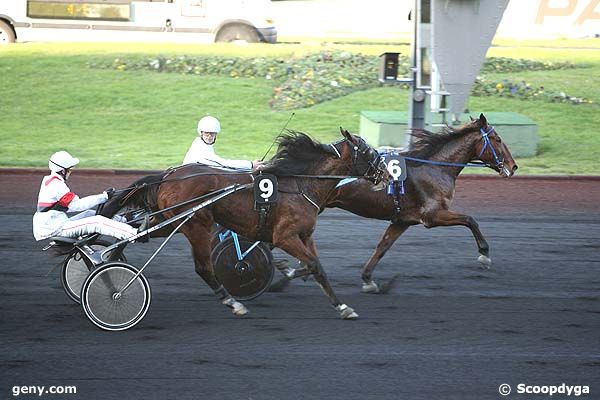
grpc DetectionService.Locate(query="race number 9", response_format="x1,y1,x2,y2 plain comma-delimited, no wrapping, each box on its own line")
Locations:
254,174,278,204
259,179,273,199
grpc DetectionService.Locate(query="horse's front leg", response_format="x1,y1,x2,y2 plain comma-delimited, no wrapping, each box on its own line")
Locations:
183,222,249,316
424,209,491,267
275,235,358,320
361,222,410,294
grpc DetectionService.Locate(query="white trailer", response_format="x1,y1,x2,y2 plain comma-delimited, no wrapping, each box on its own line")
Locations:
0,0,277,44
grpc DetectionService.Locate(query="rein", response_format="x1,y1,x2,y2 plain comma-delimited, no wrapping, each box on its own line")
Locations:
126,183,253,223
403,157,489,168
283,174,371,179
115,136,384,195
112,135,386,217
116,170,377,196
113,168,254,195
402,126,503,169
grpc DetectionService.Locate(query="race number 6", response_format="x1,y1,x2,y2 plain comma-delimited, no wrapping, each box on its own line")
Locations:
387,159,402,181
384,155,406,182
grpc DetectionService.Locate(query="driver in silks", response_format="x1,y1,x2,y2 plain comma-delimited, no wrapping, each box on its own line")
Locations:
32,151,141,241
183,115,264,169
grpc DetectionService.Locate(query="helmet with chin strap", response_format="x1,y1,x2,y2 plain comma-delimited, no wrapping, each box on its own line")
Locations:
197,116,221,135
49,151,79,173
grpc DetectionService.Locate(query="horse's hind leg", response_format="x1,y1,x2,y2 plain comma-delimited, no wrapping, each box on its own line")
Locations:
361,223,409,294
276,235,358,319
424,210,491,267
185,225,249,316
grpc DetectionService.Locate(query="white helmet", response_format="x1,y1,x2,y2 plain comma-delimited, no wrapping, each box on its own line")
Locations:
49,151,79,173
197,116,221,135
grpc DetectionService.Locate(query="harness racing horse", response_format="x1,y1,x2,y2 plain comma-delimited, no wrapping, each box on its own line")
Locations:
103,129,387,319
326,114,518,293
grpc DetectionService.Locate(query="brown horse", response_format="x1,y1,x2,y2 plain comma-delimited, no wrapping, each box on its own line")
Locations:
324,114,518,293
103,129,387,319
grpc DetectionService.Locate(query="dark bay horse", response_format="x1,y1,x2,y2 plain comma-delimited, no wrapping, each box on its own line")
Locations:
103,129,386,319
325,114,518,293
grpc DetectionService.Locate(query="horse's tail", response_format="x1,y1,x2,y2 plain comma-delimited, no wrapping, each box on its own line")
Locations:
100,173,164,218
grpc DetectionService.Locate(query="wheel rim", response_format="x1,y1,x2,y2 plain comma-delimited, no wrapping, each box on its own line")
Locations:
63,243,119,303
64,252,91,301
83,264,150,330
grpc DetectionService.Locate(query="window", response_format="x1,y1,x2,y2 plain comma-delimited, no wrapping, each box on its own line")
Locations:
27,0,131,21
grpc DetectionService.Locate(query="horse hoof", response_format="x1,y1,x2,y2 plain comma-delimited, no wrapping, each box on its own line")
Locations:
283,268,296,280
336,304,359,320
478,255,492,267
361,281,380,294
232,304,249,316
344,310,359,320
223,298,249,316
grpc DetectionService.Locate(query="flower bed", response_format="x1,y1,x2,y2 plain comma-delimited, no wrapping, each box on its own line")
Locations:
90,53,590,109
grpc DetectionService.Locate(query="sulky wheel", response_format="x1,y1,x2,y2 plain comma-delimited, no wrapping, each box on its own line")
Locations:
211,236,274,301
61,240,127,304
81,262,150,331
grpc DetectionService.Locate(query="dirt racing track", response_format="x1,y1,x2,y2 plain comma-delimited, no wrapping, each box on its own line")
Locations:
1,170,599,400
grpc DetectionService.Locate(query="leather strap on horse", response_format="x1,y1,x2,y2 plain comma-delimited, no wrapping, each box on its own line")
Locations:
392,191,402,224
389,181,404,224
256,204,271,239
119,182,147,206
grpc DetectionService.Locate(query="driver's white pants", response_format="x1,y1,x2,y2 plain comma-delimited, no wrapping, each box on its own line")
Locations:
55,215,137,240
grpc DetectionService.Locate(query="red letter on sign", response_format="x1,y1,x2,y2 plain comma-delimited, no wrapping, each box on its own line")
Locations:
536,0,577,24
576,0,600,24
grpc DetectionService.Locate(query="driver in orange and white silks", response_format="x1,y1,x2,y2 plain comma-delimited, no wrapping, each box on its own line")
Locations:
32,151,138,241
183,115,264,170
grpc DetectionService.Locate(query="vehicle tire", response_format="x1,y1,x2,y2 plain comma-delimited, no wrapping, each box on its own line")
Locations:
81,262,151,331
215,24,259,43
211,236,274,301
0,20,16,44
60,240,127,304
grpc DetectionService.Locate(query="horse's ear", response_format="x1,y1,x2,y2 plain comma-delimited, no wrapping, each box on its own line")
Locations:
340,127,357,144
479,113,488,127
469,115,475,122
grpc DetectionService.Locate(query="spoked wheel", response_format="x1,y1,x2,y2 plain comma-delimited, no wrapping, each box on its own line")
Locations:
81,262,151,331
60,240,126,304
211,236,274,301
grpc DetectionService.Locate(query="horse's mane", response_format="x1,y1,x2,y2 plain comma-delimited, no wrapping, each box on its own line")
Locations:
404,122,479,159
262,131,335,176
100,173,164,217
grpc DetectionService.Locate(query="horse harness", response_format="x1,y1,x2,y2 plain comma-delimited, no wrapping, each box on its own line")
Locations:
384,125,505,223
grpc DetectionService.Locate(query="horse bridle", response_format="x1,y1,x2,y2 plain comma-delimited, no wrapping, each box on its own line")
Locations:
478,126,505,171
331,137,387,184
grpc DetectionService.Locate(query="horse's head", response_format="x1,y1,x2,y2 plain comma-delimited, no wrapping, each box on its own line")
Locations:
470,114,518,178
337,128,388,184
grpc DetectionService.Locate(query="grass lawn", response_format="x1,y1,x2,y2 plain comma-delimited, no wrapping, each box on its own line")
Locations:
0,40,598,174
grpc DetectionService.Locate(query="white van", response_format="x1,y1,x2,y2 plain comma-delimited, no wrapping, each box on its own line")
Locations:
0,0,277,44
